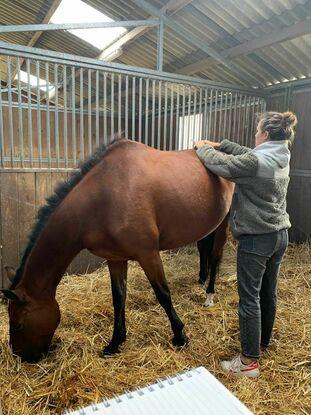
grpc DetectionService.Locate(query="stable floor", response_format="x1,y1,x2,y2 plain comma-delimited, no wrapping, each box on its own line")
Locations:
0,241,310,415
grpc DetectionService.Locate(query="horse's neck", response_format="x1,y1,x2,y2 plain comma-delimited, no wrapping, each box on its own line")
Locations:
21,210,82,299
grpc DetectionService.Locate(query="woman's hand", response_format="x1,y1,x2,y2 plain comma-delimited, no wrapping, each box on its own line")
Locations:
194,140,220,150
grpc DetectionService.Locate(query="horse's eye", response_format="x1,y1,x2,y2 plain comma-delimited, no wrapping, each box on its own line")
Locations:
10,322,23,333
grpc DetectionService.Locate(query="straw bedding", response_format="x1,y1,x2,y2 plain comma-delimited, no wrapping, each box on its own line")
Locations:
0,241,310,415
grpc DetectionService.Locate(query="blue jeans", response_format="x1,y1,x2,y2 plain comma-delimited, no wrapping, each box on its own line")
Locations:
237,229,288,359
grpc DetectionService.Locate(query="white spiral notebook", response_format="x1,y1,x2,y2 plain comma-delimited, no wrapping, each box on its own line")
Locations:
64,366,254,415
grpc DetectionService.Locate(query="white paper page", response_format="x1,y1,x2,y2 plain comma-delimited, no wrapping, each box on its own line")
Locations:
65,367,254,415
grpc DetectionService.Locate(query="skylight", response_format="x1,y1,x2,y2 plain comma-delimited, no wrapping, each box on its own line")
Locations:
15,71,55,94
50,0,127,50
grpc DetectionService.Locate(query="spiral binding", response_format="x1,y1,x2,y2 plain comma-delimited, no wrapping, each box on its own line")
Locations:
65,368,199,413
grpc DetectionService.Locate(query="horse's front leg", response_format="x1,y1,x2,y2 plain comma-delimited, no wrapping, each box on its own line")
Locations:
101,260,128,357
139,251,188,347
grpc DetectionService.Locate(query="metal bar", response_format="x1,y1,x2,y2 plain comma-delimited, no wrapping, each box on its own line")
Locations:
0,20,160,33
6,58,14,167
80,68,84,160
45,62,51,167
125,75,129,139
223,92,228,140
203,88,208,137
187,86,191,149
181,85,186,149
151,79,155,147
199,88,202,139
36,61,42,167
26,59,33,167
71,66,76,166
193,87,197,141
228,92,233,139
250,96,256,146
63,65,68,167
213,89,218,140
54,64,59,168
111,73,115,140
88,69,92,154
145,78,149,145
237,94,242,142
96,70,99,147
132,76,136,139
245,95,251,148
242,95,247,145
163,81,168,149
26,58,33,167
169,84,173,150
0,65,4,168
139,77,142,142
157,16,164,71
17,57,24,167
157,80,162,149
118,74,122,137
175,84,180,150
208,88,213,138
219,91,224,141
103,73,107,144
233,92,238,139
0,41,265,97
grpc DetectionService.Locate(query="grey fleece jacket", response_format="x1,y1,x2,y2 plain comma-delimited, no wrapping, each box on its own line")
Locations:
196,139,291,238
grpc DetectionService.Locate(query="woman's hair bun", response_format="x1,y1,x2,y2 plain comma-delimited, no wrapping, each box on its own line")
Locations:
282,111,297,128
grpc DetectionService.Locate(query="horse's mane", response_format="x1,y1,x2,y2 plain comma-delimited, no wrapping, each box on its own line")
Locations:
11,137,123,289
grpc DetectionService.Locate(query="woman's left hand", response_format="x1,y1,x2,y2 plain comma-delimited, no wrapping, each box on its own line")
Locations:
194,140,220,149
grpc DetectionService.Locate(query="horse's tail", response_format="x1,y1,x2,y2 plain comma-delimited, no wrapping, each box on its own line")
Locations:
197,214,229,291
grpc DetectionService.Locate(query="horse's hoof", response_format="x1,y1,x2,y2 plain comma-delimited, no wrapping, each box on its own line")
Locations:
204,293,214,308
172,335,189,348
100,346,121,358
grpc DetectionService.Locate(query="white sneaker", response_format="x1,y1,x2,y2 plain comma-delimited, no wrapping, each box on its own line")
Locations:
221,355,259,378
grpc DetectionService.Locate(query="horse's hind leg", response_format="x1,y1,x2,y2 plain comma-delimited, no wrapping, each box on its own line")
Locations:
197,233,215,284
101,260,128,357
139,251,188,348
205,217,229,307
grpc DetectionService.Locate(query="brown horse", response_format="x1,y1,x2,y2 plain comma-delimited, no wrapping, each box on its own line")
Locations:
2,139,234,362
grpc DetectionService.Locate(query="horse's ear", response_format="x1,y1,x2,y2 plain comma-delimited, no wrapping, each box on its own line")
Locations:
4,266,16,283
1,289,24,302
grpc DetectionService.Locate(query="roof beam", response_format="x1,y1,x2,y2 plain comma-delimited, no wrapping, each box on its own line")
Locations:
129,0,256,85
98,0,193,61
179,18,311,75
0,20,159,33
10,0,62,82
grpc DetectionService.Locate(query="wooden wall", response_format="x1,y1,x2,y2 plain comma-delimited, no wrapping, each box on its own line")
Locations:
267,86,311,243
0,170,103,289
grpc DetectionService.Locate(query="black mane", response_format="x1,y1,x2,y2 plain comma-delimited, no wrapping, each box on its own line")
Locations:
11,139,121,289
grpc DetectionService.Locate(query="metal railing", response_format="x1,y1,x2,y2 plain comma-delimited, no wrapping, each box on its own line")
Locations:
0,42,266,170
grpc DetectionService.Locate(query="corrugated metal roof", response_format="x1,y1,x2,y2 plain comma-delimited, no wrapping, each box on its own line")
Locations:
0,0,310,89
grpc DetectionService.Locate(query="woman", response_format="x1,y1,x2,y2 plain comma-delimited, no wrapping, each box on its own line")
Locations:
195,111,297,377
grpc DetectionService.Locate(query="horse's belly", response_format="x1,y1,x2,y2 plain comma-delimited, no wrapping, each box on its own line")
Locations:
157,179,231,250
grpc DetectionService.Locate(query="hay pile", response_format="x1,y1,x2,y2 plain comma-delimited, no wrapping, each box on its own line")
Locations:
0,241,310,415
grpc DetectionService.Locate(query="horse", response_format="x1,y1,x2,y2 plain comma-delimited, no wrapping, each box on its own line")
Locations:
197,215,229,307
1,138,234,363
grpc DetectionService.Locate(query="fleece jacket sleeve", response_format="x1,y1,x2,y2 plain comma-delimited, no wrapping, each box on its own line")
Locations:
196,144,258,181
219,139,252,155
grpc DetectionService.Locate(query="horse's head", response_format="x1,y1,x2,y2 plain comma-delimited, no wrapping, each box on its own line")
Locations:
2,268,61,363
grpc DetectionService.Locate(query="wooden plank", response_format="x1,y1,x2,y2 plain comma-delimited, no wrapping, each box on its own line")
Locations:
35,171,52,208
287,176,311,243
0,172,19,288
